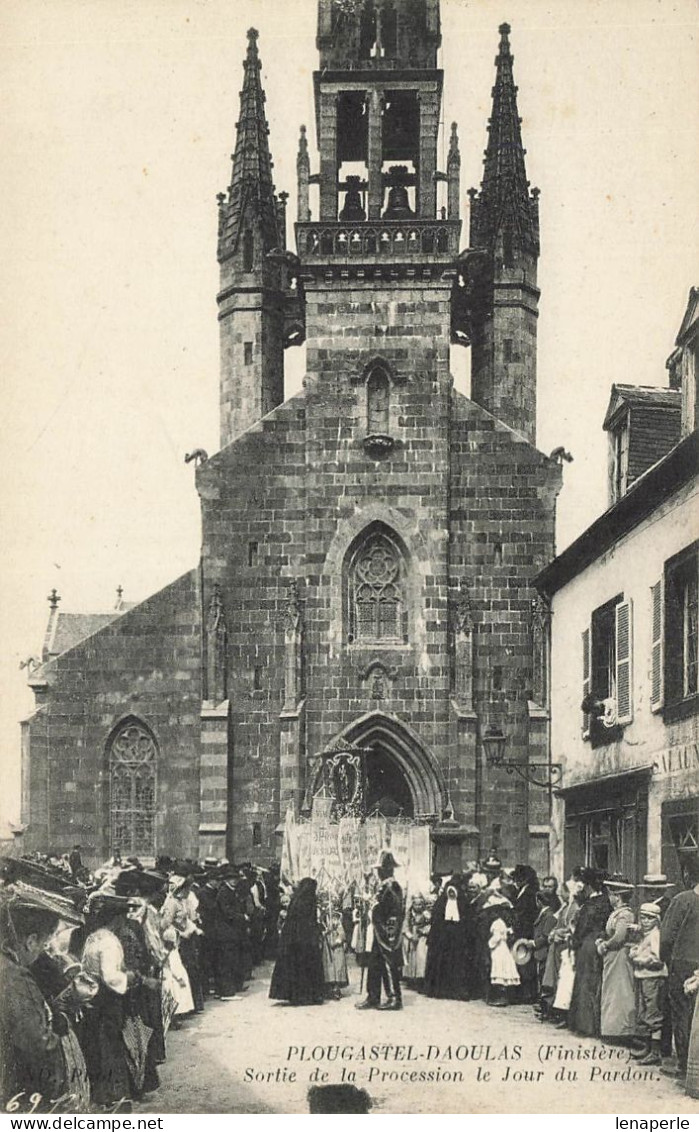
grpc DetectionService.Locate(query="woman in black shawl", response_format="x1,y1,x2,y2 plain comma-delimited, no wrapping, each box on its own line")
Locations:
568,867,612,1037
109,901,160,1098
423,876,473,1000
269,878,324,1006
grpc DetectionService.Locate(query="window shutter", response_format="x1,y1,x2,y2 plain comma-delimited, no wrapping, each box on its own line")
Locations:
615,599,633,724
582,626,591,738
650,580,664,711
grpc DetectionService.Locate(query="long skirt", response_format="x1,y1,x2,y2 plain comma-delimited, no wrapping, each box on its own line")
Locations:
141,978,165,1064
125,985,159,1096
60,1028,90,1112
600,948,636,1038
163,950,195,1015
78,986,132,1106
543,941,563,1006
179,935,204,1012
568,937,603,1037
553,948,576,1011
213,935,247,997
269,938,324,1005
515,956,538,1003
686,991,699,1100
424,923,471,1000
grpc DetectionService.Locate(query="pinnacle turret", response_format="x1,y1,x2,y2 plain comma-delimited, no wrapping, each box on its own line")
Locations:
469,23,539,255
219,28,280,259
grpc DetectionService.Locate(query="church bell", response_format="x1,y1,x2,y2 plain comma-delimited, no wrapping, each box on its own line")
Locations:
339,176,366,222
382,168,414,220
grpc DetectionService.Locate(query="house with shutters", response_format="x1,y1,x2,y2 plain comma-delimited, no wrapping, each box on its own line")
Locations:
536,286,698,886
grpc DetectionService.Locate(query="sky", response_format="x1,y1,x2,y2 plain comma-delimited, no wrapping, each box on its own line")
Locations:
0,0,697,831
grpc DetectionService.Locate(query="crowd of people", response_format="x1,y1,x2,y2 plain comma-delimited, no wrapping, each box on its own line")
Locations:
414,854,699,1087
1,845,697,1113
268,851,699,1099
0,850,279,1112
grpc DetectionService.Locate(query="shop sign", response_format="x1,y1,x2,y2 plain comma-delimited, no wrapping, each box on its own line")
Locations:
655,742,699,778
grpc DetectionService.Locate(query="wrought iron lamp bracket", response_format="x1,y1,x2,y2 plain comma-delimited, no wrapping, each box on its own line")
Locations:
481,724,562,789
499,760,562,790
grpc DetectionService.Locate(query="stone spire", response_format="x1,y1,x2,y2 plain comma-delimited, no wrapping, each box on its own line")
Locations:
447,121,460,220
296,125,310,222
219,28,280,258
469,23,539,255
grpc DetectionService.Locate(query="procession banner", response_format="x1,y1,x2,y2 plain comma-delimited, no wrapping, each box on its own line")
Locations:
359,815,386,873
407,821,432,896
295,821,312,880
279,807,297,885
310,793,333,823
384,820,407,895
338,813,363,886
310,818,341,880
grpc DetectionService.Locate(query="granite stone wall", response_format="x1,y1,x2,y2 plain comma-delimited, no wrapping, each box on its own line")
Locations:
23,571,202,864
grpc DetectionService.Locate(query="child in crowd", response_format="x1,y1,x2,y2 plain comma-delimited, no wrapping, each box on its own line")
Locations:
629,902,668,1066
403,895,432,990
322,905,349,1000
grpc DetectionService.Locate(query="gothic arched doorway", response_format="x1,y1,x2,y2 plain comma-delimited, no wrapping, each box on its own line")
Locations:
329,711,445,820
365,745,414,817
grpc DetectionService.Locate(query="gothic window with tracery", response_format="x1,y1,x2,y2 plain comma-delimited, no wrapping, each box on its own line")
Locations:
348,528,407,644
367,367,390,434
109,720,157,857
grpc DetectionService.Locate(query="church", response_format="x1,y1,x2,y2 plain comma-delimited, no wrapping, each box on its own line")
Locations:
21,0,562,872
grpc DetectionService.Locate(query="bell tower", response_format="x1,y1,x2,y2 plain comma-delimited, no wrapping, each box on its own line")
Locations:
313,0,445,224
295,0,460,426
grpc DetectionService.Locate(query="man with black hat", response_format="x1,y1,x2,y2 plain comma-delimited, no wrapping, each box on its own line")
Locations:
0,892,70,1110
356,850,404,1011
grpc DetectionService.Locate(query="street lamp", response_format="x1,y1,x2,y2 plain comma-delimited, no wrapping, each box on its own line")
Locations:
481,723,562,789
482,724,508,766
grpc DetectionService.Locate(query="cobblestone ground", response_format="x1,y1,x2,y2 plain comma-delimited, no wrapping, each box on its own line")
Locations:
137,962,697,1115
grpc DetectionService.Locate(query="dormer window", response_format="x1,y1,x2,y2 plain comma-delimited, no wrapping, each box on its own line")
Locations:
609,413,629,504
603,384,681,506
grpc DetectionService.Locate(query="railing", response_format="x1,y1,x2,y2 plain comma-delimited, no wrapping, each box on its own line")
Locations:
295,219,461,262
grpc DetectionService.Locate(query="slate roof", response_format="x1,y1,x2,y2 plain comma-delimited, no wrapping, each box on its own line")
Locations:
46,612,120,658
603,384,682,429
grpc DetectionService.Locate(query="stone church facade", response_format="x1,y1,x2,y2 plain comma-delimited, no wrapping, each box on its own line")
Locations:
22,1,562,871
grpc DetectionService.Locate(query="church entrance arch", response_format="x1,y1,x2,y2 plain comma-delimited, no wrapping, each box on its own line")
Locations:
331,711,445,820
366,745,414,817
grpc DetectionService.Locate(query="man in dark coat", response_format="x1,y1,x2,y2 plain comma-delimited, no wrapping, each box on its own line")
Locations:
196,871,220,997
213,871,250,999
512,864,540,1004
356,851,404,1011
